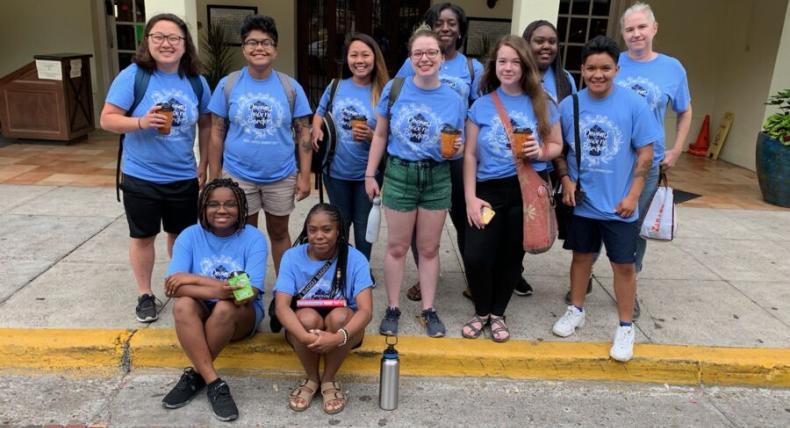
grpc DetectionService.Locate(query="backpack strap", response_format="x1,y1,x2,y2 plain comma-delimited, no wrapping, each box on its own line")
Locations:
321,78,341,186
275,70,296,116
187,75,204,105
386,77,405,121
117,67,151,202
467,56,474,81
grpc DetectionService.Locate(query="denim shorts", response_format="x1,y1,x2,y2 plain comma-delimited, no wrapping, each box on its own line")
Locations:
563,215,638,264
382,156,451,212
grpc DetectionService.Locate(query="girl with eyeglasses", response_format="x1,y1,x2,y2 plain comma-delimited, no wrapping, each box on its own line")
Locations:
160,178,269,421
207,14,313,277
365,24,466,338
100,13,212,325
395,2,484,303
310,33,389,261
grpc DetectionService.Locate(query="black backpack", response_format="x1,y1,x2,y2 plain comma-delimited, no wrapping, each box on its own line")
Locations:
313,78,341,202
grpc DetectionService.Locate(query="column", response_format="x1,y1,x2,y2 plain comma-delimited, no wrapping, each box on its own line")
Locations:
511,0,560,35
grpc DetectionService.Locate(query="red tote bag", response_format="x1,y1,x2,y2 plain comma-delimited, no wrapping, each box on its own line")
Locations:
491,92,558,254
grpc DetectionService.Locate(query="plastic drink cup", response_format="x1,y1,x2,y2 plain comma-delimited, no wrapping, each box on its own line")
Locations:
351,115,367,139
157,103,174,135
228,271,255,302
440,126,461,158
511,127,532,160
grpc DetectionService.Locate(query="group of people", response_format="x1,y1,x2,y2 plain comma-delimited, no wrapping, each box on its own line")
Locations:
100,1,690,422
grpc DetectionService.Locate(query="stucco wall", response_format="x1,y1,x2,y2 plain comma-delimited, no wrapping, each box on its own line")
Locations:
646,0,787,170
0,0,104,122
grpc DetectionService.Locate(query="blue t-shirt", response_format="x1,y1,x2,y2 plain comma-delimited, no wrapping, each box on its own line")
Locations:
376,77,466,162
273,244,373,311
559,86,661,222
616,53,691,166
105,64,211,183
542,65,577,103
468,88,560,180
396,53,484,103
316,79,375,180
167,224,269,306
207,68,312,184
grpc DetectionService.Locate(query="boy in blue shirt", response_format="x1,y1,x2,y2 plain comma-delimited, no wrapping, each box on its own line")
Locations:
552,36,659,362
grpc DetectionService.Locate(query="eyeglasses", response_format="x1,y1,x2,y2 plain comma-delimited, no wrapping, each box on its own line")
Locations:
410,49,440,60
147,33,185,45
243,39,277,49
206,200,239,209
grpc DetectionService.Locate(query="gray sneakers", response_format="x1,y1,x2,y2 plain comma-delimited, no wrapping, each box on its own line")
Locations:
379,307,401,336
419,308,446,338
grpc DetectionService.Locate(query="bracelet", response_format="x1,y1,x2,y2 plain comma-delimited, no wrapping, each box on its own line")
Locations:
137,117,143,130
364,175,376,178
337,328,349,347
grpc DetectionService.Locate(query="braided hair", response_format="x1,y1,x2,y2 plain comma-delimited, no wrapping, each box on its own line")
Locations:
198,178,248,233
522,20,572,102
294,203,349,300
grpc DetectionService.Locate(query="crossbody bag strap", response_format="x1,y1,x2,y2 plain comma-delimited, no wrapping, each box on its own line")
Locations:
295,258,335,299
491,91,537,174
572,93,582,192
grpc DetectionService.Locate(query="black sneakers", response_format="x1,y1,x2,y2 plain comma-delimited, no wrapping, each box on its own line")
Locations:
136,293,158,323
207,378,239,421
162,368,206,409
513,277,534,296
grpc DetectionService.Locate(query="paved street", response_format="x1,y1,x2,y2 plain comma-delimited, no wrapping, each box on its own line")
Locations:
1,370,789,427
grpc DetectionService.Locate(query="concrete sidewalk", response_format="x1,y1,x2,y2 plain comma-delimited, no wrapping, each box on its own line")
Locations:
0,184,788,386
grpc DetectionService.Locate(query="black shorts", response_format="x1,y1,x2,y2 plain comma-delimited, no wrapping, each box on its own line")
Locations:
563,215,638,264
121,173,198,238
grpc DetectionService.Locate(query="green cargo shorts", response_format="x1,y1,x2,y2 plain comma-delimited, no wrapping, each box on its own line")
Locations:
381,156,451,212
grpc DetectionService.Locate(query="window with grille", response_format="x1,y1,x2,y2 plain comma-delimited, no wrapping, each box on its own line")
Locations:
557,0,614,88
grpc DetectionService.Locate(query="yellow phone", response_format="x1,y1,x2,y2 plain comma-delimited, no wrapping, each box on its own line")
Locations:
481,206,496,225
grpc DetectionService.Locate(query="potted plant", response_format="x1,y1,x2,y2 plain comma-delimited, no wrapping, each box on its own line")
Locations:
201,24,234,91
756,89,790,207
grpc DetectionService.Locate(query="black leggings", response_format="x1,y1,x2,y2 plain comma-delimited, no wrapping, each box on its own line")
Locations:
411,158,467,267
464,176,524,316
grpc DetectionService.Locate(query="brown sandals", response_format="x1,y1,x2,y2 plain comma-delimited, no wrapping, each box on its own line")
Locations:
462,314,489,339
406,282,421,301
288,379,319,412
489,315,510,343
321,381,347,414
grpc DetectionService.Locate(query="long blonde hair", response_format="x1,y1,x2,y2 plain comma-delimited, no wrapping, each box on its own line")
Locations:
479,35,551,139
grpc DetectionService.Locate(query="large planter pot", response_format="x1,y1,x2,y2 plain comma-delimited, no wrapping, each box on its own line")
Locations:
755,132,790,208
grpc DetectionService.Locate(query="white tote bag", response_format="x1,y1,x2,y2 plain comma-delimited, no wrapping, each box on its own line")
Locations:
640,174,677,241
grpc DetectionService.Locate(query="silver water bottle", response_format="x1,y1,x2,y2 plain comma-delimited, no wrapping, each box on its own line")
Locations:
379,338,399,410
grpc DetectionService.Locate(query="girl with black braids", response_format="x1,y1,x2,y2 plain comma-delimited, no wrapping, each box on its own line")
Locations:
161,178,269,421
273,203,373,414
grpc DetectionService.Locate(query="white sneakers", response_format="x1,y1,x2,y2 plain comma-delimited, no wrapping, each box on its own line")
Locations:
552,305,636,362
552,305,586,337
609,325,635,362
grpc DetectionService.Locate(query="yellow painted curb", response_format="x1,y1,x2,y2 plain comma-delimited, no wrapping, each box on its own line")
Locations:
130,330,790,387
0,328,131,371
2,328,789,387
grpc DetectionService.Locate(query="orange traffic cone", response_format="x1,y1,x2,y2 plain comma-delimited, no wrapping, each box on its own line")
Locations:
688,115,710,156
